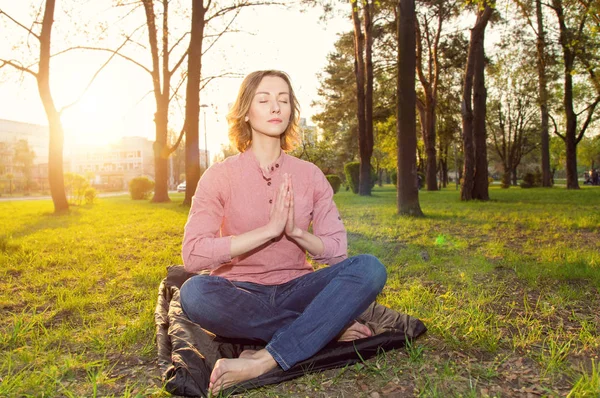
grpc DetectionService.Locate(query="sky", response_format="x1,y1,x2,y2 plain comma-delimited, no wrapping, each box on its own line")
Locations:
0,1,351,157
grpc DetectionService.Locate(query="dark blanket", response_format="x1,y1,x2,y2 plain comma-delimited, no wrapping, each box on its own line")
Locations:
155,265,427,397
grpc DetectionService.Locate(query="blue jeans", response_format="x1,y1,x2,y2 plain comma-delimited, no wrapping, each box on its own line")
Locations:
179,254,387,371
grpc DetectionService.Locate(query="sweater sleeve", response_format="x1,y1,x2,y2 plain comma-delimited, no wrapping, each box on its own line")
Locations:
309,166,348,265
182,163,232,272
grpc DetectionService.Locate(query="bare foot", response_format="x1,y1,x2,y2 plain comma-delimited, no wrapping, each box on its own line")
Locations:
338,321,372,342
238,349,257,359
209,349,277,395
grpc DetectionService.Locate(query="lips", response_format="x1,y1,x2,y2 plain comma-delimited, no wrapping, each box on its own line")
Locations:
268,118,282,123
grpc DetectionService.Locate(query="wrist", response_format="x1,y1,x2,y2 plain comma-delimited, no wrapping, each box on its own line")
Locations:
288,227,304,240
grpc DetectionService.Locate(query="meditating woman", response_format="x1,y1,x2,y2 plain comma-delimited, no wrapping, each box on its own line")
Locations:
180,70,387,394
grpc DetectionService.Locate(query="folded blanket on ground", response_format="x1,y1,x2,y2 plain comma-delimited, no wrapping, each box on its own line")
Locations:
155,265,427,397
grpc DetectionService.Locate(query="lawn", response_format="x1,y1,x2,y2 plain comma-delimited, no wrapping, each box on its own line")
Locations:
1,185,599,397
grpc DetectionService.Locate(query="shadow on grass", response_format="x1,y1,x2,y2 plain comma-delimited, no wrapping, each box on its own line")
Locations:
6,208,84,240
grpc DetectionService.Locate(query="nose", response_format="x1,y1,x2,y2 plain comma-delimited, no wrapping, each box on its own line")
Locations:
270,100,280,114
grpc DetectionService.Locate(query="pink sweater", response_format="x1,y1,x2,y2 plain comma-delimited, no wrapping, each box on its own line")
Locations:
182,150,348,285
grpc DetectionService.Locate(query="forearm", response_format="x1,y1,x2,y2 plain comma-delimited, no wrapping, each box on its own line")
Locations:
230,225,278,258
288,228,325,257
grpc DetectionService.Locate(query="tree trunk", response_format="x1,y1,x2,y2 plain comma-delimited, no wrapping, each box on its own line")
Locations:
535,0,552,187
396,0,423,216
351,0,372,196
460,4,493,201
183,0,205,206
363,1,374,195
38,0,68,212
553,0,579,189
424,103,438,190
152,104,170,202
472,28,489,200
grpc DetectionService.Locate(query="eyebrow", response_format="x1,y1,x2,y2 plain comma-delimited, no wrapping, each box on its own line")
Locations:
254,91,290,96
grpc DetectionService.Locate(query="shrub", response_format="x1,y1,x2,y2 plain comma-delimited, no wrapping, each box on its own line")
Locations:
488,176,494,186
84,187,97,204
391,170,397,186
325,175,342,194
501,172,511,189
520,173,536,188
344,162,377,194
64,172,90,205
129,176,155,200
344,162,360,194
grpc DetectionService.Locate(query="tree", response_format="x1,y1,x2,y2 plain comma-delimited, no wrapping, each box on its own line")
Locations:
0,2,121,212
179,0,280,205
396,0,423,216
535,0,552,187
350,0,376,196
414,0,459,191
549,0,600,189
577,135,600,172
460,1,494,201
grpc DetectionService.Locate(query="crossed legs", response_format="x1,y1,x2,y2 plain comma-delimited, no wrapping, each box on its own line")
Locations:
179,254,387,394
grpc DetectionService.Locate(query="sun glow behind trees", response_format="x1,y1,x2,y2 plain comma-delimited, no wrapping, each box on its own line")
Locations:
0,1,349,154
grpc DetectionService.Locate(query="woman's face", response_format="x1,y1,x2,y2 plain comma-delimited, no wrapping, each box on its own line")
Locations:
246,76,292,141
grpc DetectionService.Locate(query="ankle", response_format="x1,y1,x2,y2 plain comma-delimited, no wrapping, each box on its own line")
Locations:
254,349,278,371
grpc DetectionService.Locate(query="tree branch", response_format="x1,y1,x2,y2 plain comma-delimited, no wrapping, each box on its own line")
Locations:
59,36,131,114
0,9,41,40
205,1,285,23
50,46,152,75
166,125,186,156
0,59,37,78
576,96,600,143
169,32,190,56
548,112,565,141
200,72,243,91
202,9,242,56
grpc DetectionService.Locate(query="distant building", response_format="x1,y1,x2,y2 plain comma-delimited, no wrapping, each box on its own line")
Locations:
67,136,154,190
0,119,49,164
0,119,211,192
0,119,50,191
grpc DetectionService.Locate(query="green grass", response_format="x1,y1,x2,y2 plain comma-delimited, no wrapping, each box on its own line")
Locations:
1,185,599,397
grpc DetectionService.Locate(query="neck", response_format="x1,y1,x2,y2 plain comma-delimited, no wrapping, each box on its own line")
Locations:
250,136,282,168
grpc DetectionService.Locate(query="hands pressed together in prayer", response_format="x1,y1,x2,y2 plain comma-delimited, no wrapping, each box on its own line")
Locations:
266,173,303,240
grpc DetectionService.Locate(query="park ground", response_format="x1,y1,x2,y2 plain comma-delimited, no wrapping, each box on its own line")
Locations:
0,185,599,397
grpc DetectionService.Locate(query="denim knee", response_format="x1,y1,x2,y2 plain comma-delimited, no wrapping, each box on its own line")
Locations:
351,254,387,293
179,275,211,320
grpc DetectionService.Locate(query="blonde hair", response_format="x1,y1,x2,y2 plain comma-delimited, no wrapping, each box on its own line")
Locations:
227,70,300,152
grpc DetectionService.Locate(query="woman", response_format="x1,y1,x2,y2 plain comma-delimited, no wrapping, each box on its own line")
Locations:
180,70,387,394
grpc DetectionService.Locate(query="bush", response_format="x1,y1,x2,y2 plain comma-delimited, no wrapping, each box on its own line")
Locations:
343,162,377,194
501,172,511,189
391,170,397,186
84,187,97,204
520,173,536,188
325,175,342,194
344,162,360,194
64,172,90,205
129,176,155,200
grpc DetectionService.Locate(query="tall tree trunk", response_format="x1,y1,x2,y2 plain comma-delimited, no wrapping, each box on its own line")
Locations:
424,103,438,190
350,0,372,196
460,4,493,201
153,103,170,202
535,0,552,187
472,28,489,200
396,0,423,216
183,0,206,206
38,0,68,212
553,0,579,189
362,1,374,195
142,0,171,202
